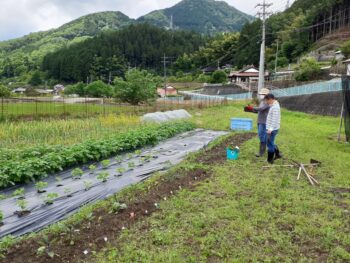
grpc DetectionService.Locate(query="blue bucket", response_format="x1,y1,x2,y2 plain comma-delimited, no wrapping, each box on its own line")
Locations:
227,147,240,160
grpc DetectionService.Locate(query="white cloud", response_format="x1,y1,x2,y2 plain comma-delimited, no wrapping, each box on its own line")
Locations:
0,0,295,41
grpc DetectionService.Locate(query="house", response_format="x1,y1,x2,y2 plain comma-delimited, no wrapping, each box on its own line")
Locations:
12,88,26,94
229,65,269,84
35,89,54,95
54,84,65,94
202,66,218,74
157,86,178,97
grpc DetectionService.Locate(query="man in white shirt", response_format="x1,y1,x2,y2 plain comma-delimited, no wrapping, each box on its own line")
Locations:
264,94,282,164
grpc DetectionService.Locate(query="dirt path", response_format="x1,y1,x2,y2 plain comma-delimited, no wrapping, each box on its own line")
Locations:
1,132,256,263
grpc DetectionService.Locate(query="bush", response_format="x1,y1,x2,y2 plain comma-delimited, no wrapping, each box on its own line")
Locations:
341,40,350,59
210,70,227,84
295,57,322,82
64,82,86,96
84,80,113,98
0,85,11,98
114,69,160,105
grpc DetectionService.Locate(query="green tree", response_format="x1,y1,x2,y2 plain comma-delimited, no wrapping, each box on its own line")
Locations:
114,69,159,105
64,82,86,96
29,71,42,86
295,57,321,81
0,85,11,98
84,81,113,98
210,70,227,84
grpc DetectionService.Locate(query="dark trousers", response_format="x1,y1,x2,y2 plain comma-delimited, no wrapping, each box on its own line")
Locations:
267,130,279,153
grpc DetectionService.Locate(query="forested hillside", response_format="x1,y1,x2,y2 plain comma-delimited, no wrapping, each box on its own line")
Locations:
0,11,133,81
42,24,206,82
138,0,253,34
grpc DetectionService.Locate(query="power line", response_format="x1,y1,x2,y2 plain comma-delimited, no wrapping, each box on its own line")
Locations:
256,0,273,94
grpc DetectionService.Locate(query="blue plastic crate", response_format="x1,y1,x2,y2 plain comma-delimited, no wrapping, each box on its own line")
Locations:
227,147,240,160
230,118,253,131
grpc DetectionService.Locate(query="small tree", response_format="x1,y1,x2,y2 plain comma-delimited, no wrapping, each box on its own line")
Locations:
84,80,113,98
29,71,42,86
114,69,159,105
64,82,86,96
210,70,227,84
0,85,11,98
295,57,322,82
341,40,350,59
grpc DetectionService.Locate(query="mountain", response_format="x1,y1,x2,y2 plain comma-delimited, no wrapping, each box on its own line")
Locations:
0,11,133,80
138,0,254,34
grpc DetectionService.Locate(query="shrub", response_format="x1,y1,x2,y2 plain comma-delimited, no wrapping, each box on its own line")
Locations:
64,82,86,96
0,85,11,98
295,57,322,81
210,70,227,84
114,69,160,105
84,80,113,98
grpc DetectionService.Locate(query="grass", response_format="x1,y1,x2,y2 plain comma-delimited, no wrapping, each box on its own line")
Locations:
91,103,350,262
0,114,140,149
0,102,349,262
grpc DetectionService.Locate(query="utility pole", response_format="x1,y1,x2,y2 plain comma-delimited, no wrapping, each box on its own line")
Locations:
161,54,171,97
256,0,272,94
170,15,174,30
274,39,279,74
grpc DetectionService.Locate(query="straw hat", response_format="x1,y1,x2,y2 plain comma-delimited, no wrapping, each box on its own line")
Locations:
259,88,270,95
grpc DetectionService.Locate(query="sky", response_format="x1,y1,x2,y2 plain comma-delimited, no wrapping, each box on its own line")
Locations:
0,0,295,41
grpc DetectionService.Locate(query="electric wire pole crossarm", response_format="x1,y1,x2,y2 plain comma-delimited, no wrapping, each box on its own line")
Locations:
256,0,273,94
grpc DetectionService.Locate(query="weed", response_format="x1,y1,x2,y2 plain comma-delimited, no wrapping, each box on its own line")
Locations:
89,165,97,173
64,188,72,197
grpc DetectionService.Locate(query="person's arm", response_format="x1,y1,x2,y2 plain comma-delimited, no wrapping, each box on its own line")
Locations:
254,103,270,112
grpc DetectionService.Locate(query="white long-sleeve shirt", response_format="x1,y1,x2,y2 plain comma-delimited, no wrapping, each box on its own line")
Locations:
266,101,281,131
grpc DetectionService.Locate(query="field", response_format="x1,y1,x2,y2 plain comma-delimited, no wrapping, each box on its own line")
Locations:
0,102,349,262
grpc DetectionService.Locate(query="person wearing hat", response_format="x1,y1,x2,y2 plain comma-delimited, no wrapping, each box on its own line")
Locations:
244,88,270,157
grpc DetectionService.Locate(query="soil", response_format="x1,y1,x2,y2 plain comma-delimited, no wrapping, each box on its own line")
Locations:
196,132,256,165
0,133,255,263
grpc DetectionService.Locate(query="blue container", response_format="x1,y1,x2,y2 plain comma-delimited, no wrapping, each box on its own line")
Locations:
230,118,253,131
227,147,240,160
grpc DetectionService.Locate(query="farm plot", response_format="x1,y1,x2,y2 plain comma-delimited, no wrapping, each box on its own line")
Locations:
0,129,227,237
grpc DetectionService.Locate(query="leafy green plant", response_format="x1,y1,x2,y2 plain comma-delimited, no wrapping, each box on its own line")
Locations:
89,165,97,173
0,210,4,225
115,156,123,163
84,181,93,191
35,181,48,193
37,235,56,258
12,188,25,199
116,167,125,176
55,177,63,187
44,193,59,205
110,202,128,214
127,153,133,159
15,199,29,216
0,122,195,188
0,194,7,200
64,188,72,197
71,168,84,179
135,150,142,156
128,161,135,170
97,172,109,183
101,160,111,169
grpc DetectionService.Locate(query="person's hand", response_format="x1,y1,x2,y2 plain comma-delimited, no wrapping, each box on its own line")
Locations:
267,130,272,135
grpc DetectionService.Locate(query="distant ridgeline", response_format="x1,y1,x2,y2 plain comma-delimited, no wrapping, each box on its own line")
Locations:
42,24,207,82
